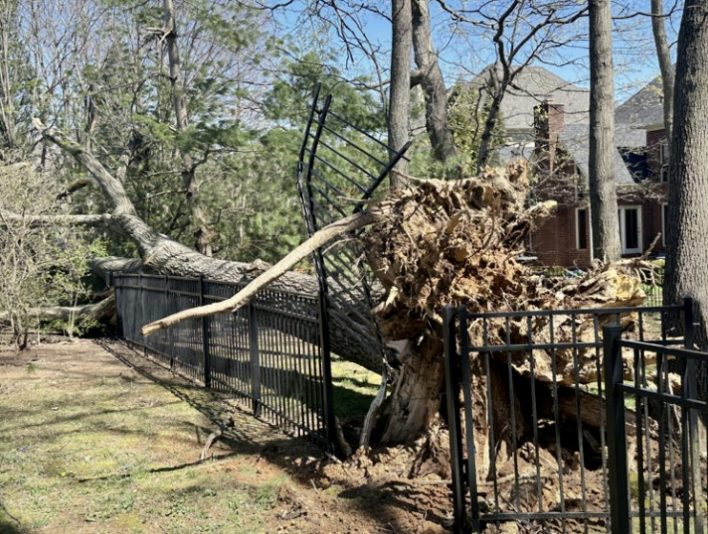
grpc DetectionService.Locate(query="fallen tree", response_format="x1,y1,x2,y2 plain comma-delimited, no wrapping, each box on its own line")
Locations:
33,120,384,372
142,161,648,454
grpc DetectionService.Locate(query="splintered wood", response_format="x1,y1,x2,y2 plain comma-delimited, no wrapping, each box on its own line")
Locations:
365,161,645,347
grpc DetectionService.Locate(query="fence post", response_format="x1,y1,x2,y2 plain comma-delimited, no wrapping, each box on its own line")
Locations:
248,301,261,417
199,275,211,388
112,274,122,339
603,325,630,534
316,291,337,454
166,275,175,371
140,273,146,356
443,306,467,534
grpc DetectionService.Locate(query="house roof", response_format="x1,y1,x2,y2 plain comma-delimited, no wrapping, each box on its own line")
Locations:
615,74,665,128
558,124,637,186
614,125,646,148
468,66,590,132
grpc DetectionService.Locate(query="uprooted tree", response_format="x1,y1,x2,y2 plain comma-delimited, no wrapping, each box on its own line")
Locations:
140,159,649,460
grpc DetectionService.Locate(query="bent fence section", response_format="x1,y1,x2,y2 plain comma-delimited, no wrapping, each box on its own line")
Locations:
444,299,707,534
113,273,336,451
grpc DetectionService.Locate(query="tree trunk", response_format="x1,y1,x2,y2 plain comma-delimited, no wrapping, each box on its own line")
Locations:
664,0,708,414
162,0,213,256
651,0,675,138
588,0,621,261
411,0,456,163
388,0,412,186
476,72,506,172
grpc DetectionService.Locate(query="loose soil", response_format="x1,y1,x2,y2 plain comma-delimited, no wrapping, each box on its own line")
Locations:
0,339,450,534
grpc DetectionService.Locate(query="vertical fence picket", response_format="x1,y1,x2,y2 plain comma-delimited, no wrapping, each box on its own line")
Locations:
248,301,261,417
604,325,630,534
200,275,211,388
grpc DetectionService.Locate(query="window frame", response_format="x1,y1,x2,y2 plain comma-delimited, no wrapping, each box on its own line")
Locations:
575,207,588,250
662,203,668,247
618,205,643,255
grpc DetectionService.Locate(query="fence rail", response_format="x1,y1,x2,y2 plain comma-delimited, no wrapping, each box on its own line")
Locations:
444,299,705,533
113,273,335,450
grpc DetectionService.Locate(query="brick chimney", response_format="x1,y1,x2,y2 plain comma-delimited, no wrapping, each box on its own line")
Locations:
534,101,565,176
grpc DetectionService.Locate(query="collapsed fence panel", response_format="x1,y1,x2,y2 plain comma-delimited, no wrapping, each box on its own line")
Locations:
444,300,707,534
114,273,332,449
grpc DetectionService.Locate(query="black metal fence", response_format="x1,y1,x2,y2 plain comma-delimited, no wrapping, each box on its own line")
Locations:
113,273,335,449
443,299,706,533
296,84,411,377
605,326,707,534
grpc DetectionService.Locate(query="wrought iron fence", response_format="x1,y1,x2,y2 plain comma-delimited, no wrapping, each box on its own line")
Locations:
605,326,707,534
443,299,703,533
296,84,411,375
113,273,334,449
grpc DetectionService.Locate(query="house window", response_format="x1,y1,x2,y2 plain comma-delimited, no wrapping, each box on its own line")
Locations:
662,203,668,247
618,206,643,254
576,207,588,250
659,141,669,166
659,141,669,182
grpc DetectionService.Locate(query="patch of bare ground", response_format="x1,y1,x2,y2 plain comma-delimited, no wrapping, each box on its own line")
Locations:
0,338,450,533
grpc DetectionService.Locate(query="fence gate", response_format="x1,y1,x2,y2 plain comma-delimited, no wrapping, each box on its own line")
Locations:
443,299,707,533
604,323,707,534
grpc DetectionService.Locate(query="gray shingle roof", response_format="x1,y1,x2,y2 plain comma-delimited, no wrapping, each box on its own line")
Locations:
559,124,637,185
615,75,665,128
468,66,590,132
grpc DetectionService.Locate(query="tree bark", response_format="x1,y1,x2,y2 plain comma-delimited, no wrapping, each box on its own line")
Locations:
651,0,675,137
33,119,383,373
588,0,621,261
388,0,412,186
476,68,506,172
411,0,456,163
0,211,112,227
162,0,213,256
664,0,708,412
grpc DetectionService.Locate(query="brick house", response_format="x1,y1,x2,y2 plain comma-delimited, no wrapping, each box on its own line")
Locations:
526,77,669,268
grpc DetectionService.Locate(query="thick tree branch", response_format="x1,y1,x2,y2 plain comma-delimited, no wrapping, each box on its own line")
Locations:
141,210,376,336
33,120,384,372
0,211,112,227
0,295,115,324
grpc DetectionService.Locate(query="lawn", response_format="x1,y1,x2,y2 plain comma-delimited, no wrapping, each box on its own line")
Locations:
0,339,398,534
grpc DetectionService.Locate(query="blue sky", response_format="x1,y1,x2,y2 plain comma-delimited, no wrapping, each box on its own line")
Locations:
272,0,681,104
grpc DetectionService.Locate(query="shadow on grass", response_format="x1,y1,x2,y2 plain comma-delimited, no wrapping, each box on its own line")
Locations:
0,501,25,534
76,451,241,483
98,339,450,533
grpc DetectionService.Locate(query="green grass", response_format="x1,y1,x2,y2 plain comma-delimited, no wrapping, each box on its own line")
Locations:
330,357,380,421
0,343,291,533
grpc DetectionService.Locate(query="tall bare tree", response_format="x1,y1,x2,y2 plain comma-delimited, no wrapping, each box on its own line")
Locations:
434,1,587,172
410,0,455,163
160,0,213,256
388,0,412,185
651,0,675,136
588,0,621,261
664,0,708,403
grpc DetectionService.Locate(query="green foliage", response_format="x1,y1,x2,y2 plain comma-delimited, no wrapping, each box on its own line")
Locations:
0,162,97,347
263,51,385,131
